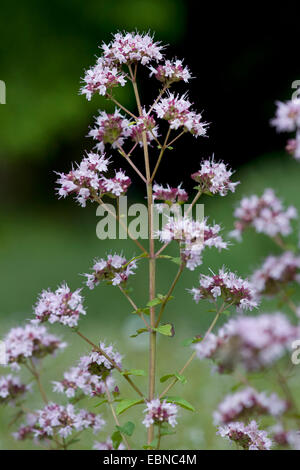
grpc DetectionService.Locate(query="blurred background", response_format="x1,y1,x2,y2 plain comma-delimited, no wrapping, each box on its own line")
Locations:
1,0,300,449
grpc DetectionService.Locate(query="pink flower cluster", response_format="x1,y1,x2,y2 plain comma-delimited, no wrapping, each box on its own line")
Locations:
33,284,86,328
153,93,208,138
13,403,105,441
217,420,272,450
84,254,137,289
129,110,159,146
149,59,191,85
271,424,300,450
101,31,164,66
191,159,239,196
80,57,127,101
53,344,122,398
230,188,297,241
80,31,164,101
94,438,125,450
153,183,188,205
158,216,227,270
195,313,299,372
4,325,66,370
0,375,30,406
271,99,300,160
88,109,131,152
189,267,258,311
251,251,300,296
56,152,131,207
143,399,178,428
213,387,287,425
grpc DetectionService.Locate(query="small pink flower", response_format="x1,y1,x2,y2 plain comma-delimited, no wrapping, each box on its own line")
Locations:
217,420,272,450
84,254,137,289
143,399,178,428
33,284,86,327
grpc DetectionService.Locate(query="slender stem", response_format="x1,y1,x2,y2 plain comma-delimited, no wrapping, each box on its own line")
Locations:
117,144,147,184
129,63,157,444
108,95,138,120
27,360,63,449
155,241,170,258
281,291,298,315
275,365,299,413
186,190,202,216
29,359,48,405
105,383,131,450
118,285,150,329
95,196,148,254
273,235,288,250
75,330,145,399
148,85,168,115
150,127,171,183
155,262,185,328
166,130,186,148
156,423,162,450
159,304,225,399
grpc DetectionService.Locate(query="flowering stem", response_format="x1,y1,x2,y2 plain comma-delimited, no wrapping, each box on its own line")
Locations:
150,127,171,183
75,330,145,399
129,63,157,444
117,144,147,184
96,197,148,254
155,262,185,328
105,383,131,450
118,285,150,329
159,304,225,399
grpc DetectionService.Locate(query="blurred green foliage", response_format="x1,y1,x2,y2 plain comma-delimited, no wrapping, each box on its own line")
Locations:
0,0,186,161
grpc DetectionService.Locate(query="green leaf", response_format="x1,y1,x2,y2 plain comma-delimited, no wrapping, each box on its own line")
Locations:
170,257,182,265
130,328,148,338
122,369,146,377
66,438,81,447
147,297,162,307
116,399,144,416
175,373,187,384
160,374,175,383
181,337,202,347
132,307,150,316
116,421,135,436
155,323,175,337
94,398,108,408
160,373,187,384
165,396,195,412
222,310,231,316
111,430,122,449
230,382,243,392
161,430,176,437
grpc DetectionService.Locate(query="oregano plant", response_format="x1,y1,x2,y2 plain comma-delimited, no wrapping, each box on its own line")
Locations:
1,31,300,451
